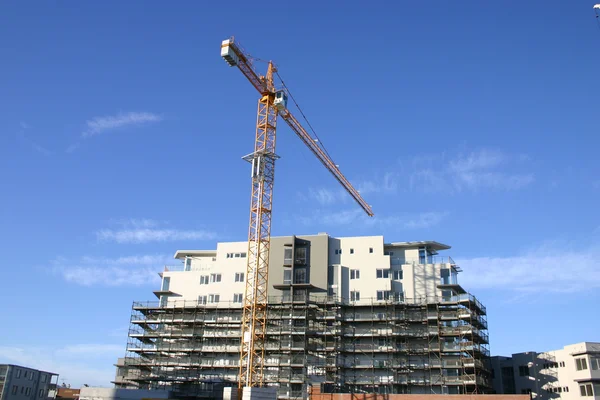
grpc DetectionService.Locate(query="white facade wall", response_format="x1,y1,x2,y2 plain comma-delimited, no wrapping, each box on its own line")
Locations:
160,234,456,308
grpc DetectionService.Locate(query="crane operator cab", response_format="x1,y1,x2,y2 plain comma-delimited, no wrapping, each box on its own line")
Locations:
274,91,288,111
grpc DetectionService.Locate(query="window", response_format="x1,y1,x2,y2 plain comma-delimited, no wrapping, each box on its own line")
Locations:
295,247,307,265
350,248,354,254
580,383,593,397
376,269,390,279
376,290,391,301
23,371,28,378
284,248,293,265
16,369,21,378
350,291,360,301
565,387,569,392
233,293,243,303
12,386,18,395
561,361,566,367
41,375,46,383
558,387,563,393
21,387,25,394
161,277,170,291
39,389,44,398
184,257,192,271
393,270,403,280
198,295,207,305
26,388,31,396
519,365,529,376
283,269,292,284
350,269,360,280
591,358,600,370
200,275,209,285
210,273,222,283
29,372,33,381
369,247,373,253
576,358,588,371
234,272,245,282
294,267,307,284
208,294,220,303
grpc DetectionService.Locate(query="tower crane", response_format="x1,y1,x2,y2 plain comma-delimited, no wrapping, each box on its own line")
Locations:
220,37,374,391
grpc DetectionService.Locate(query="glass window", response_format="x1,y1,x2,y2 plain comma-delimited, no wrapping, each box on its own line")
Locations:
350,269,360,280
294,267,307,284
393,270,403,280
350,291,360,301
350,248,354,254
161,277,170,291
576,358,588,371
184,257,192,271
284,248,293,265
16,369,21,378
235,272,244,282
200,275,209,285
376,269,390,279
211,274,222,283
519,365,529,376
12,386,18,395
295,247,307,265
283,270,292,284
233,293,243,303
369,247,373,253
41,375,46,383
198,295,207,305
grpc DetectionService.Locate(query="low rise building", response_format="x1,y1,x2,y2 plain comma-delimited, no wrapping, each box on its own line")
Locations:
0,365,58,400
490,342,600,399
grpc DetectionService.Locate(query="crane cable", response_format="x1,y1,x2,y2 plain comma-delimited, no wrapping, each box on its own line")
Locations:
274,71,336,165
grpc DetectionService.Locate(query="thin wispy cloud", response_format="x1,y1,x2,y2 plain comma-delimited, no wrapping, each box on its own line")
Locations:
298,209,448,229
95,218,216,244
97,228,216,244
17,123,53,155
356,172,399,195
66,111,162,153
409,149,534,193
52,254,169,286
0,344,122,387
458,240,600,293
82,111,162,138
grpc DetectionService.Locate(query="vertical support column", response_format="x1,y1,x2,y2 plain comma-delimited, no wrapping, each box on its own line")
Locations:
239,62,279,391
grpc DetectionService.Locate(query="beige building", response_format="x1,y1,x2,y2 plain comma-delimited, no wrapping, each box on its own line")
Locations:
490,342,600,399
121,234,490,399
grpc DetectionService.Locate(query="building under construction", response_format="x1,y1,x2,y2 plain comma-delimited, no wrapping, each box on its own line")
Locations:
116,234,491,399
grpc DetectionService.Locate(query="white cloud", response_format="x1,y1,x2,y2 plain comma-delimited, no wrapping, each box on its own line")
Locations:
52,254,169,286
82,111,162,138
298,209,448,229
356,172,399,195
17,130,53,156
409,149,534,193
97,228,216,244
0,344,122,387
96,219,215,244
458,241,600,293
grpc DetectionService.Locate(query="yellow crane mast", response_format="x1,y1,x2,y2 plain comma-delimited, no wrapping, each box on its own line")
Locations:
220,37,374,391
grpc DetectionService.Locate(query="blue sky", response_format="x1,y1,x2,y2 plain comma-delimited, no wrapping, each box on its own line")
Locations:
1,0,599,387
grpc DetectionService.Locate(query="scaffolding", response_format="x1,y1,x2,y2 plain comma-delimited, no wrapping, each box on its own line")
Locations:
122,294,491,399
